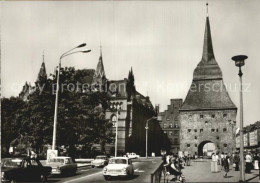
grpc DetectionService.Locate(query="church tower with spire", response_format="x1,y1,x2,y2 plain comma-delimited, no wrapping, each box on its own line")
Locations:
92,46,107,88
179,5,237,156
37,52,47,82
19,52,47,101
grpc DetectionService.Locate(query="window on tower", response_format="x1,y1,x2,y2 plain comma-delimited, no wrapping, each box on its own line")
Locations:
200,114,204,119
200,129,203,133
188,129,191,132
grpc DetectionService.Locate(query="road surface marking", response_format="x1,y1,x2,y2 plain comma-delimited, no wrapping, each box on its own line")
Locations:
79,169,92,172
134,168,145,173
63,171,102,183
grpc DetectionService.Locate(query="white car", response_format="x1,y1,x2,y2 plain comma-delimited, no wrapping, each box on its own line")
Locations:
127,153,140,159
91,155,109,168
103,157,134,180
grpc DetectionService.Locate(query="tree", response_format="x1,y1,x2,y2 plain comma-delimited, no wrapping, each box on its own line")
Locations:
1,67,114,158
1,97,27,157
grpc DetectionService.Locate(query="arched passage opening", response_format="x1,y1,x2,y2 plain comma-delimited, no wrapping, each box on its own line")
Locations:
198,141,216,157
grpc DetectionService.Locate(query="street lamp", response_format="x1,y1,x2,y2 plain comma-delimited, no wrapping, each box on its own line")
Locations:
145,116,157,158
109,102,123,157
231,55,248,182
52,43,91,151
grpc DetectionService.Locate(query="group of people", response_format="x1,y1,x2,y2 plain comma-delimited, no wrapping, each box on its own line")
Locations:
162,154,188,182
212,151,260,181
212,152,231,178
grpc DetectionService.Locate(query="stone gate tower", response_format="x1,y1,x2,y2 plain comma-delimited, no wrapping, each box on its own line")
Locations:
179,13,237,156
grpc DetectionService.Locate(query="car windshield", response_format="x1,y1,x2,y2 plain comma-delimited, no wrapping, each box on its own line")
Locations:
2,159,23,168
109,159,127,164
96,156,106,160
49,158,64,163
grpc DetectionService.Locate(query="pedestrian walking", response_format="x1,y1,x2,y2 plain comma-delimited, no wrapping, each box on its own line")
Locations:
245,152,252,174
220,152,225,170
253,152,260,182
187,154,191,166
223,155,230,178
233,152,240,171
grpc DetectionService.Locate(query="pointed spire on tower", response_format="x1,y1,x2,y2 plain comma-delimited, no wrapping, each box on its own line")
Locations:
92,44,106,85
37,52,47,82
202,3,215,63
42,51,45,63
193,3,222,80
127,67,136,100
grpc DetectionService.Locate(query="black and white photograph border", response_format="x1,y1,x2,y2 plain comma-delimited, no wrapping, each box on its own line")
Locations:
1,0,260,183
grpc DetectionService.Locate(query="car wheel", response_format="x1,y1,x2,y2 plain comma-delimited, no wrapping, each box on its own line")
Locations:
40,174,47,182
104,175,110,180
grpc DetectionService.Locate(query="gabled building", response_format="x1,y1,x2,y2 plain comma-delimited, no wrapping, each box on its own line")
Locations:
158,99,182,154
179,12,237,156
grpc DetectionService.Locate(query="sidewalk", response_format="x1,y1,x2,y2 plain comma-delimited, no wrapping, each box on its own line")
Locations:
182,160,259,182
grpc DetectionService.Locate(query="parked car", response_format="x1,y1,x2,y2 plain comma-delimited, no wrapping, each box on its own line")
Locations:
91,155,109,168
46,156,77,176
1,157,52,183
127,152,140,159
103,157,134,180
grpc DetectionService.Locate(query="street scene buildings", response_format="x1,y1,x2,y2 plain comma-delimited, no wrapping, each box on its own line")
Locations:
1,1,260,183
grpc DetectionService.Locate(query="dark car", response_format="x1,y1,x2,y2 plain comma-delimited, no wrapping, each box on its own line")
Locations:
1,157,52,183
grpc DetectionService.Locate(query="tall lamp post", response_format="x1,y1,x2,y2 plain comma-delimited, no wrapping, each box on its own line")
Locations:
231,55,248,182
145,116,157,158
110,102,123,157
52,43,91,151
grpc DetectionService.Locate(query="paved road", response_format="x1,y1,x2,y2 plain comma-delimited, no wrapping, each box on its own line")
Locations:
19,158,162,183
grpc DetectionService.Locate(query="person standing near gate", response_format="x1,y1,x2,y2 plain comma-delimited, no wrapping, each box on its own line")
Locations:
233,152,240,171
245,152,252,173
254,152,260,182
223,155,230,178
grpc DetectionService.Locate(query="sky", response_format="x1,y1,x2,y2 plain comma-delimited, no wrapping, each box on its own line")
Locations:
1,0,260,127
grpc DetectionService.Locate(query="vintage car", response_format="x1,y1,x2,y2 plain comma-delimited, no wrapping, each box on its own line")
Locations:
1,157,52,183
126,152,140,159
103,157,134,180
46,156,77,176
91,155,109,168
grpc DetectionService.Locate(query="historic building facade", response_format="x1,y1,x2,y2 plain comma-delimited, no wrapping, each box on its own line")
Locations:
20,49,169,156
179,14,237,156
236,121,260,152
158,99,182,154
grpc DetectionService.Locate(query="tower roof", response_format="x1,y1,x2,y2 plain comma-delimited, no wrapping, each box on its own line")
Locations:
37,55,47,82
95,53,106,79
92,46,106,85
181,9,236,111
193,16,222,81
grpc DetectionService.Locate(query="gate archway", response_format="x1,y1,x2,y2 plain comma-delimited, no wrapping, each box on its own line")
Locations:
198,141,216,157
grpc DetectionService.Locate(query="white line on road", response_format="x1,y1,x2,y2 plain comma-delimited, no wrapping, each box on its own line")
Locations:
63,171,102,183
79,169,92,172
